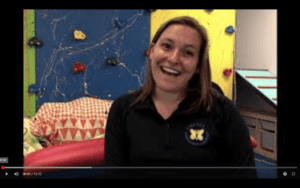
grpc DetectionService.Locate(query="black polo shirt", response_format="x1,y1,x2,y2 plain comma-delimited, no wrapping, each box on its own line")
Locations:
104,91,258,179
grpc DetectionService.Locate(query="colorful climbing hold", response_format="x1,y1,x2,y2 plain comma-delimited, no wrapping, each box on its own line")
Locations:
74,30,86,40
72,62,86,73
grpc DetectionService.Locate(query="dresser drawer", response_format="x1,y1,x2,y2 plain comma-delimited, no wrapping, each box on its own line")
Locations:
259,120,276,132
261,130,276,151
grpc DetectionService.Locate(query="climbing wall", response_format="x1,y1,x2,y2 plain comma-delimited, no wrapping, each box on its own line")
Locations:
24,9,236,117
24,9,150,114
151,9,236,99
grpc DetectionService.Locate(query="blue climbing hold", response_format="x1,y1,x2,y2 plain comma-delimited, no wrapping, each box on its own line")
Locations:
226,25,235,34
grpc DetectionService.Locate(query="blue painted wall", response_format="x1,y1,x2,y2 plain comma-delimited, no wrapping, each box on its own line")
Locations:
35,9,150,110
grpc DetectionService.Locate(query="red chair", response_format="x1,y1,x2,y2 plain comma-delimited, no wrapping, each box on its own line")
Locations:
24,138,105,175
24,135,256,172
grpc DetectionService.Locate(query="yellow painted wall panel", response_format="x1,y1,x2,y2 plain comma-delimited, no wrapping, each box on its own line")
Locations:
151,9,236,100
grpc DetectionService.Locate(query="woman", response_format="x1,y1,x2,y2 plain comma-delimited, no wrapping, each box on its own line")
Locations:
104,16,257,179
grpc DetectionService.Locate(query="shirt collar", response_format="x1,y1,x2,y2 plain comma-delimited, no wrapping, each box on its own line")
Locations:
134,93,197,115
134,95,155,111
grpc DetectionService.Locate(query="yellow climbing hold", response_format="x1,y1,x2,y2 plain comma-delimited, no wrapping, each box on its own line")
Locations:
74,30,86,40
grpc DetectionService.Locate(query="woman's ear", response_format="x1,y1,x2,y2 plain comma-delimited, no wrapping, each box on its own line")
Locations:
148,43,155,60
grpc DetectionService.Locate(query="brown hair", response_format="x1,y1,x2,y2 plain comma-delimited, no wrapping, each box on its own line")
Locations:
131,16,217,114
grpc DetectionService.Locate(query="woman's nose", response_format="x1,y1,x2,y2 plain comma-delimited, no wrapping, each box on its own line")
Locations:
168,49,181,64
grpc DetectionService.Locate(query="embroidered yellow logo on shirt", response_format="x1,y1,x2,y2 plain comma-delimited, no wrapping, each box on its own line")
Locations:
190,129,205,141
184,122,209,146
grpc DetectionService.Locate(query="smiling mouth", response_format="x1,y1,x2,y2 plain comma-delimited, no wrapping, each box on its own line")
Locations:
160,66,181,77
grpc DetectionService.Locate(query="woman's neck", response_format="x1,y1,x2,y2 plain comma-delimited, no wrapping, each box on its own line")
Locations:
152,87,186,106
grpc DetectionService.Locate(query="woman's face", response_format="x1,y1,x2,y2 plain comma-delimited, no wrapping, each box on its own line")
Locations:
149,24,201,94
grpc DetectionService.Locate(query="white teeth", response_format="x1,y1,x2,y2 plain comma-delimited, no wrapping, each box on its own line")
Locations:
161,67,180,74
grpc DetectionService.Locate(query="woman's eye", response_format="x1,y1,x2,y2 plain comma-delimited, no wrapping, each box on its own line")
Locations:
185,50,194,57
162,43,171,49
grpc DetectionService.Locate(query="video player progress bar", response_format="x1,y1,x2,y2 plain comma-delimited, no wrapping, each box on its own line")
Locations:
3,167,298,169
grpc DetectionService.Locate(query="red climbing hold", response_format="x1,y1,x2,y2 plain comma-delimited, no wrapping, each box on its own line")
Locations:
73,62,86,73
223,69,232,79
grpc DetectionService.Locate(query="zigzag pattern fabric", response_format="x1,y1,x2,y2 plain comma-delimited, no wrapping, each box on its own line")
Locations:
30,97,113,146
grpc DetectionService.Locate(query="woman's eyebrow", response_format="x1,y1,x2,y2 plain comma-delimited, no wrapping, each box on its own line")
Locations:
161,38,196,49
160,38,174,43
185,45,196,49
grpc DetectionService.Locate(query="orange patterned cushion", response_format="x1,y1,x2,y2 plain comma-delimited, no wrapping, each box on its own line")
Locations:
30,97,113,146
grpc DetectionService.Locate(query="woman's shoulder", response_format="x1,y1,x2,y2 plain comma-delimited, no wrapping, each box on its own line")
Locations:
112,90,141,109
211,93,246,135
213,93,240,120
215,94,234,107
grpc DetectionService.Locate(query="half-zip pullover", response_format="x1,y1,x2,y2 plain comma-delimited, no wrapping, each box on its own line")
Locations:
104,91,257,179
